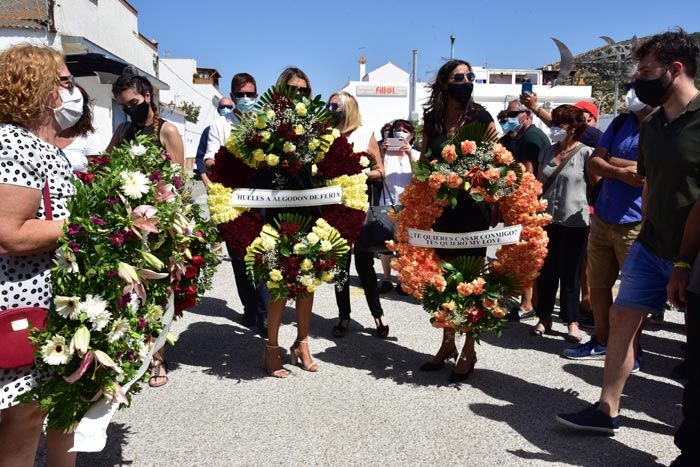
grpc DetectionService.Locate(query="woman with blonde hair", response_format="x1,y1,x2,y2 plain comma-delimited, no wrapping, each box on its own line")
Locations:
0,44,77,467
275,67,312,98
325,91,389,338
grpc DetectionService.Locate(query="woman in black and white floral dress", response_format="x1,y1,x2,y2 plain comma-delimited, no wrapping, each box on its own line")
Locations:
0,45,77,467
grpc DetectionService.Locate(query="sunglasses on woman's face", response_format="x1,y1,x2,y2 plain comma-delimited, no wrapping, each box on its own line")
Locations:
449,72,476,83
59,75,75,91
218,105,234,110
326,103,340,111
232,91,256,98
289,85,311,97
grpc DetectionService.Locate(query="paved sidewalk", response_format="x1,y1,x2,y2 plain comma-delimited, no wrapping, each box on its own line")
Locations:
43,182,685,466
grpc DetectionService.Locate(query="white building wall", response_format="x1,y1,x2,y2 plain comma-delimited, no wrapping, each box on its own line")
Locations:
159,59,222,163
53,0,157,75
0,29,60,50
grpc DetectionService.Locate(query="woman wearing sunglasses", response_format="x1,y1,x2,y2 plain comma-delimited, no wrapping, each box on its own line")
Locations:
275,67,313,98
418,60,495,382
324,92,388,338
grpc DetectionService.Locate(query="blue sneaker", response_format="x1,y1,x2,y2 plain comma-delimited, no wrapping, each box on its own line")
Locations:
631,356,640,373
562,339,607,360
556,403,620,435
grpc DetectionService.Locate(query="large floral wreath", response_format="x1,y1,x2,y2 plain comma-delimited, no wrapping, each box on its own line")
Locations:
388,123,551,337
24,135,220,431
207,86,369,299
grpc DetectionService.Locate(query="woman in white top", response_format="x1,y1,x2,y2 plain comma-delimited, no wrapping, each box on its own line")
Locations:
377,119,420,294
325,92,389,338
54,84,102,172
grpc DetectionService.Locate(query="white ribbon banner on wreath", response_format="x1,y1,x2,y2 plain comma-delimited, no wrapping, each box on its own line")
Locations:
229,186,342,208
407,225,523,249
69,294,175,453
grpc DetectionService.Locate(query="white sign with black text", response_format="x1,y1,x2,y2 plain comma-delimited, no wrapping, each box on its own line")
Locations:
229,187,342,208
407,225,523,249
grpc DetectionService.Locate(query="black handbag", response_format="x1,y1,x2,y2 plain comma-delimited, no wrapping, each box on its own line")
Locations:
355,178,399,253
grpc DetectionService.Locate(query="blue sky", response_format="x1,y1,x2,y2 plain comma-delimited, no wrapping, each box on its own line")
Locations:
130,0,699,99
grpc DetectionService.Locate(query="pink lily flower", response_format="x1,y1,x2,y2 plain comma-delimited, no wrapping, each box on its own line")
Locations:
64,350,94,384
138,268,169,280
104,382,129,406
169,258,186,281
155,181,176,203
130,205,160,233
123,281,147,302
94,350,123,374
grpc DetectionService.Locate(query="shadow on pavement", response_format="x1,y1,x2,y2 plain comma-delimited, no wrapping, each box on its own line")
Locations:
467,370,666,466
76,423,133,466
562,362,683,431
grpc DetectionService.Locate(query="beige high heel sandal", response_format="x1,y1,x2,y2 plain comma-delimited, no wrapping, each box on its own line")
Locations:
263,344,289,378
290,339,319,372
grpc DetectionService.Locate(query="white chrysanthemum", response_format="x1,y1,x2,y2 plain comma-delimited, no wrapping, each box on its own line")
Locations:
359,156,370,167
130,144,147,156
299,275,314,287
138,340,153,362
80,294,112,331
108,318,130,343
127,293,140,313
54,296,81,319
120,170,150,199
40,335,72,366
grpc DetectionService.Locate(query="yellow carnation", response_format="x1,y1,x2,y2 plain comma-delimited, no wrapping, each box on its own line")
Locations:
295,103,307,116
252,149,266,161
331,128,341,138
308,139,320,151
306,232,320,245
321,271,335,282
260,131,271,142
294,124,305,135
266,109,276,119
269,269,283,282
283,141,296,153
320,240,332,252
266,154,280,166
301,259,313,271
255,116,266,129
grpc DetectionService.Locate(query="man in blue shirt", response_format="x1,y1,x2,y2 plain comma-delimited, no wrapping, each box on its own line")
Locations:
563,88,655,360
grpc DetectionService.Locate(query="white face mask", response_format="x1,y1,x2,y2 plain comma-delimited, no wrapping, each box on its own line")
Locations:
625,88,648,113
549,126,568,143
394,130,410,141
53,87,84,131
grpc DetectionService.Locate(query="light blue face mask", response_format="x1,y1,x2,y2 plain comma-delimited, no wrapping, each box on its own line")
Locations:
218,107,233,117
235,97,256,113
500,117,522,134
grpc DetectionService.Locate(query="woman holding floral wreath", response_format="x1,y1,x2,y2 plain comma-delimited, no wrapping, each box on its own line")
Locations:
418,60,496,382
0,44,77,467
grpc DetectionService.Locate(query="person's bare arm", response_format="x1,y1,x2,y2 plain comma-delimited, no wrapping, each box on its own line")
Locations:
587,146,644,187
106,123,126,152
160,123,185,167
520,93,552,126
366,135,384,181
667,198,700,308
0,185,64,255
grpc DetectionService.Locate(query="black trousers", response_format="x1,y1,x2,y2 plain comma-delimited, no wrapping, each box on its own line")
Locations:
674,291,700,465
226,241,268,320
536,224,589,324
335,248,384,320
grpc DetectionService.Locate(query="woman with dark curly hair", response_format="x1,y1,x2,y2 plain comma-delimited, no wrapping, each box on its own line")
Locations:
418,59,495,382
531,104,593,343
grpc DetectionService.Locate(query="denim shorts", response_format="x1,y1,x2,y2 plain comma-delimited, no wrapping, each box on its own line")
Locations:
614,241,673,315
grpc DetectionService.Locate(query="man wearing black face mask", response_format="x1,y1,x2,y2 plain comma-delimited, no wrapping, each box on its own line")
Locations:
557,31,700,454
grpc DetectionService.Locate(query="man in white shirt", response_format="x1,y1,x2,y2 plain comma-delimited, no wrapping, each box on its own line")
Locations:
203,73,258,168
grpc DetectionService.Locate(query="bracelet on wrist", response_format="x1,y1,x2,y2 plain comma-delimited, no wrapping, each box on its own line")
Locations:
673,261,692,270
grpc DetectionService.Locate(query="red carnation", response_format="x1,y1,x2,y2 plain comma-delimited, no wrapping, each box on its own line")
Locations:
184,265,198,279
209,147,256,188
279,221,301,237
76,171,94,184
322,204,367,245
280,159,302,174
217,211,264,257
191,255,206,267
315,137,363,178
276,122,291,136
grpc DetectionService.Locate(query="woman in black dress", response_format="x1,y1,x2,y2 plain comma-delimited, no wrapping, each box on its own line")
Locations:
419,60,495,382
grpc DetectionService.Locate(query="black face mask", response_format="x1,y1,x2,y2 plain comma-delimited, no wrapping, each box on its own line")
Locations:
124,101,150,125
331,111,345,126
447,82,474,104
633,69,673,107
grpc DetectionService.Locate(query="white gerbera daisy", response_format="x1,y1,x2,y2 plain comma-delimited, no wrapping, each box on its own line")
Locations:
120,170,150,199
145,304,163,322
54,249,79,274
40,335,72,365
54,296,81,319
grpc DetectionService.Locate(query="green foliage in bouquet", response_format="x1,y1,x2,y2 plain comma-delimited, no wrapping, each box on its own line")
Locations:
21,135,219,431
245,213,350,301
420,256,520,339
413,121,522,208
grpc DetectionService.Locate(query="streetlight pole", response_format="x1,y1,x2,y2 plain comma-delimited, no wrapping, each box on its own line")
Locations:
450,35,455,60
613,46,621,118
410,49,418,122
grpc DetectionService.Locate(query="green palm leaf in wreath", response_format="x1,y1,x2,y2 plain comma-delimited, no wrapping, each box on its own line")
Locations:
453,121,499,146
